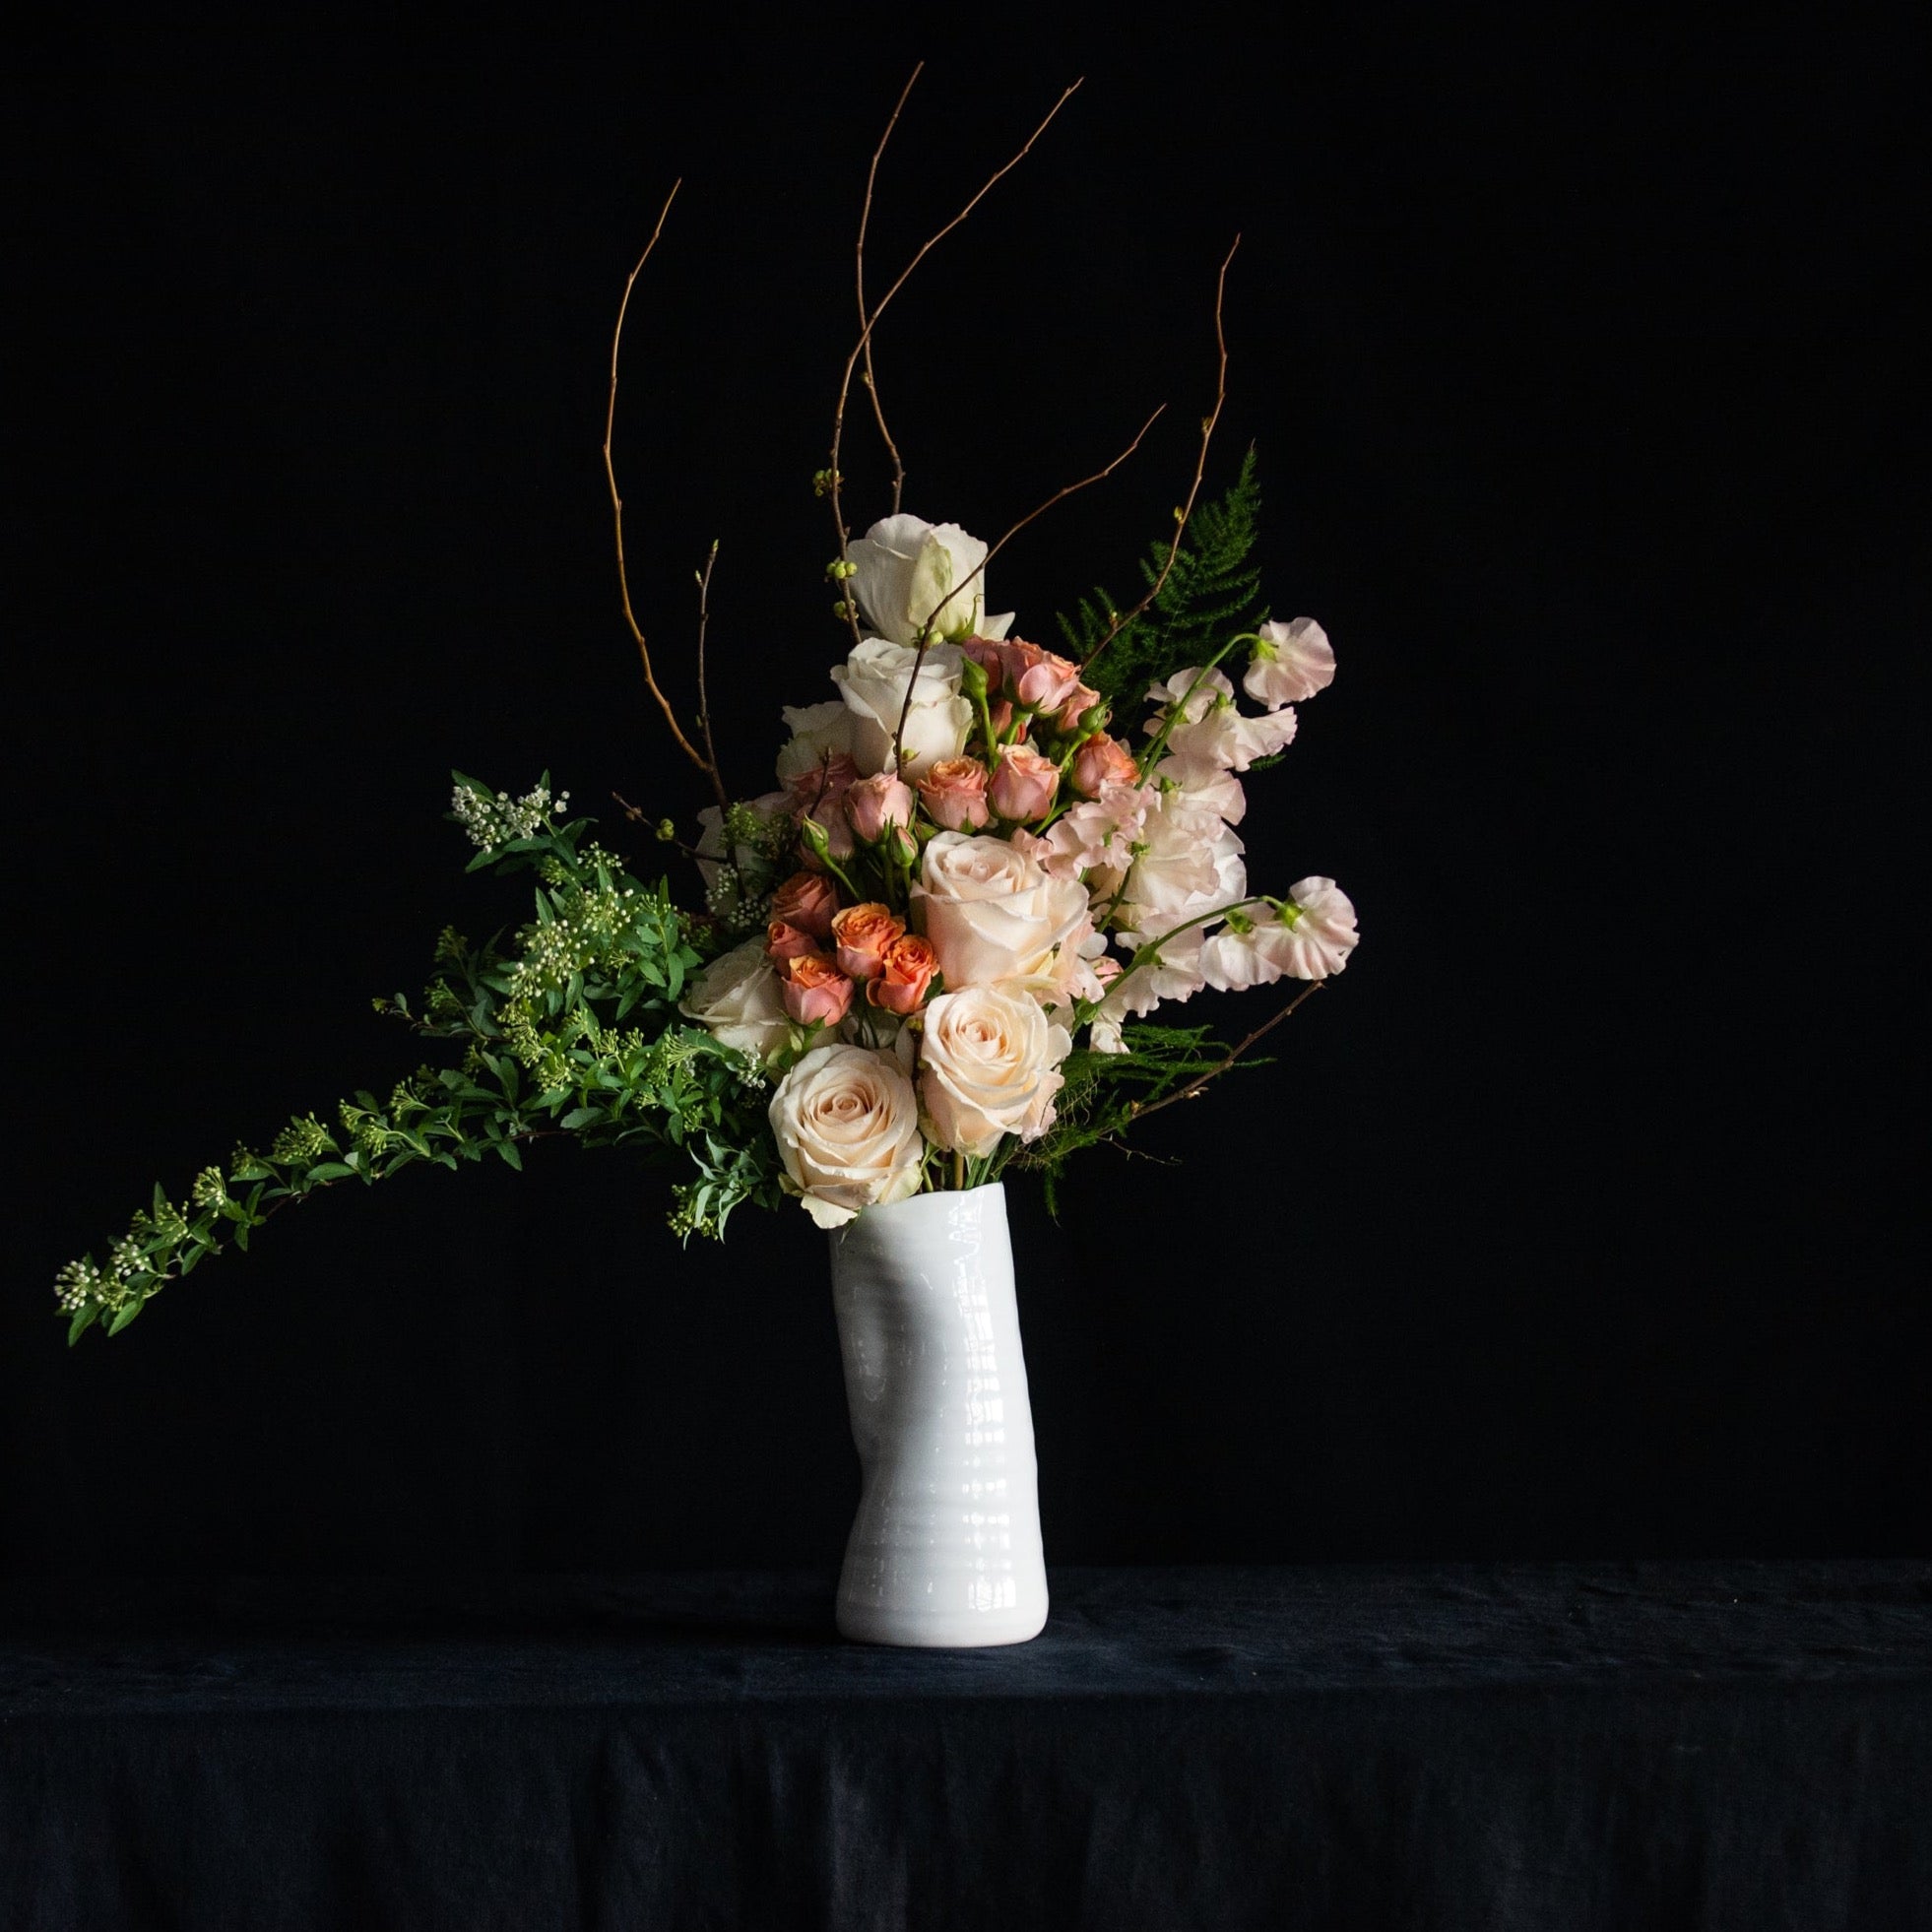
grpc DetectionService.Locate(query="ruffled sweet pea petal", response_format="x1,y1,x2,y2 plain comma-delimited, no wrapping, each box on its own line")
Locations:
1244,617,1335,709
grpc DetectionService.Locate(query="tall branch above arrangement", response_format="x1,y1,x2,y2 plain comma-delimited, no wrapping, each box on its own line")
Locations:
53,72,1360,1341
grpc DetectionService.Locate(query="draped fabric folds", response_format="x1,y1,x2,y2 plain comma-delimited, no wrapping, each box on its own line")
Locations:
5,1564,1929,1930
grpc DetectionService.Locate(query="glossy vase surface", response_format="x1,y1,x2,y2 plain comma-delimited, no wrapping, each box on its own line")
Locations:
828,1183,1049,1646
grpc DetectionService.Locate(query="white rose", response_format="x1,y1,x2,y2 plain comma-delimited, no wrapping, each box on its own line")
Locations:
830,638,974,778
678,939,792,1061
918,985,1072,1158
774,700,856,788
911,831,1092,996
847,512,1015,647
768,1043,926,1229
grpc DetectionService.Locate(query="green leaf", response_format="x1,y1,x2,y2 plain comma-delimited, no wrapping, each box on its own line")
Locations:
66,1304,101,1345
107,1300,144,1335
496,1139,524,1171
561,1106,601,1130
307,1162,354,1183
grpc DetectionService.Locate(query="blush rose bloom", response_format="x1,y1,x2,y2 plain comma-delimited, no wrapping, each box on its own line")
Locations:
989,742,1060,822
768,1043,925,1229
847,514,1015,648
831,638,974,779
911,831,1091,996
678,939,792,1061
779,953,856,1027
918,985,1073,1158
1070,733,1138,800
868,934,940,1014
918,756,992,832
830,903,906,982
844,771,915,843
765,920,819,962
769,871,839,941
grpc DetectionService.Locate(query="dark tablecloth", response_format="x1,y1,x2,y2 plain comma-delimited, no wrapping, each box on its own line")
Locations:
3,1563,1929,1930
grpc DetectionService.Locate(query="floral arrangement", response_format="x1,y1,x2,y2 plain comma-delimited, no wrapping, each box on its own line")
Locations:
52,72,1358,1342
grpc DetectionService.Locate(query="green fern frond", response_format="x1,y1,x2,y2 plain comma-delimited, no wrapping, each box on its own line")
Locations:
1057,446,1265,706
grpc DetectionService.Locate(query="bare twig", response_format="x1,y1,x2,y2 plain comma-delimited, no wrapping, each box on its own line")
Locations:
1081,234,1241,680
604,179,728,808
1127,979,1323,1126
829,76,1084,648
857,62,922,517
889,404,1167,766
693,540,725,800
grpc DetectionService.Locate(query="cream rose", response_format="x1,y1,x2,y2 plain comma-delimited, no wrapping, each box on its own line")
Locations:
830,638,974,778
917,985,1072,1158
847,513,1015,647
910,831,1091,997
768,1043,926,1229
678,939,792,1061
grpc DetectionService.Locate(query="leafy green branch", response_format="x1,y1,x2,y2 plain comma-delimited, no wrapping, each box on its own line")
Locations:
53,777,783,1344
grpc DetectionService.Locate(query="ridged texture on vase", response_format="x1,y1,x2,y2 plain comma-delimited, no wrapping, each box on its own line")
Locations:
829,1184,1049,1646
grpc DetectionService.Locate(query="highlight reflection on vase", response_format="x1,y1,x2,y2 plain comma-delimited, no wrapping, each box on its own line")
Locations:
828,1183,1049,1646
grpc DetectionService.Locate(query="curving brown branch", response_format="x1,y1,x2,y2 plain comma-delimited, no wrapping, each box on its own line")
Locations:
1081,234,1241,681
856,62,923,518
693,539,725,801
828,75,1085,648
888,404,1167,767
604,178,728,808
1127,978,1323,1126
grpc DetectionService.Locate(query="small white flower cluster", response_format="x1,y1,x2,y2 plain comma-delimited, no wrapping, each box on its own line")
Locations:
452,780,571,850
54,1256,104,1313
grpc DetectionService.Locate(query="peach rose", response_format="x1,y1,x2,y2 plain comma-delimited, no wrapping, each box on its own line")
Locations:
779,952,856,1026
830,902,906,982
867,934,940,1014
1070,732,1138,800
769,870,839,941
766,919,819,962
1053,680,1104,736
918,756,992,833
768,1042,924,1229
989,742,1060,821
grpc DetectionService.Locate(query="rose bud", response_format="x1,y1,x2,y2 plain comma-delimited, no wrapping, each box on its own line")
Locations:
779,952,856,1027
987,698,1019,741
867,933,941,1014
918,756,992,833
1054,682,1104,737
769,869,839,941
799,811,855,872
989,742,1061,822
960,636,1005,694
765,919,820,962
844,771,915,845
830,902,906,981
1013,646,1084,716
1070,732,1139,800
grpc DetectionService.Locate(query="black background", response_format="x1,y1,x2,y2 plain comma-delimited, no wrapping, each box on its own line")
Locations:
4,21,1922,1577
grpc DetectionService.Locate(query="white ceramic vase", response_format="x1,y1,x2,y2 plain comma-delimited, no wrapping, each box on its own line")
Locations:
828,1182,1050,1646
